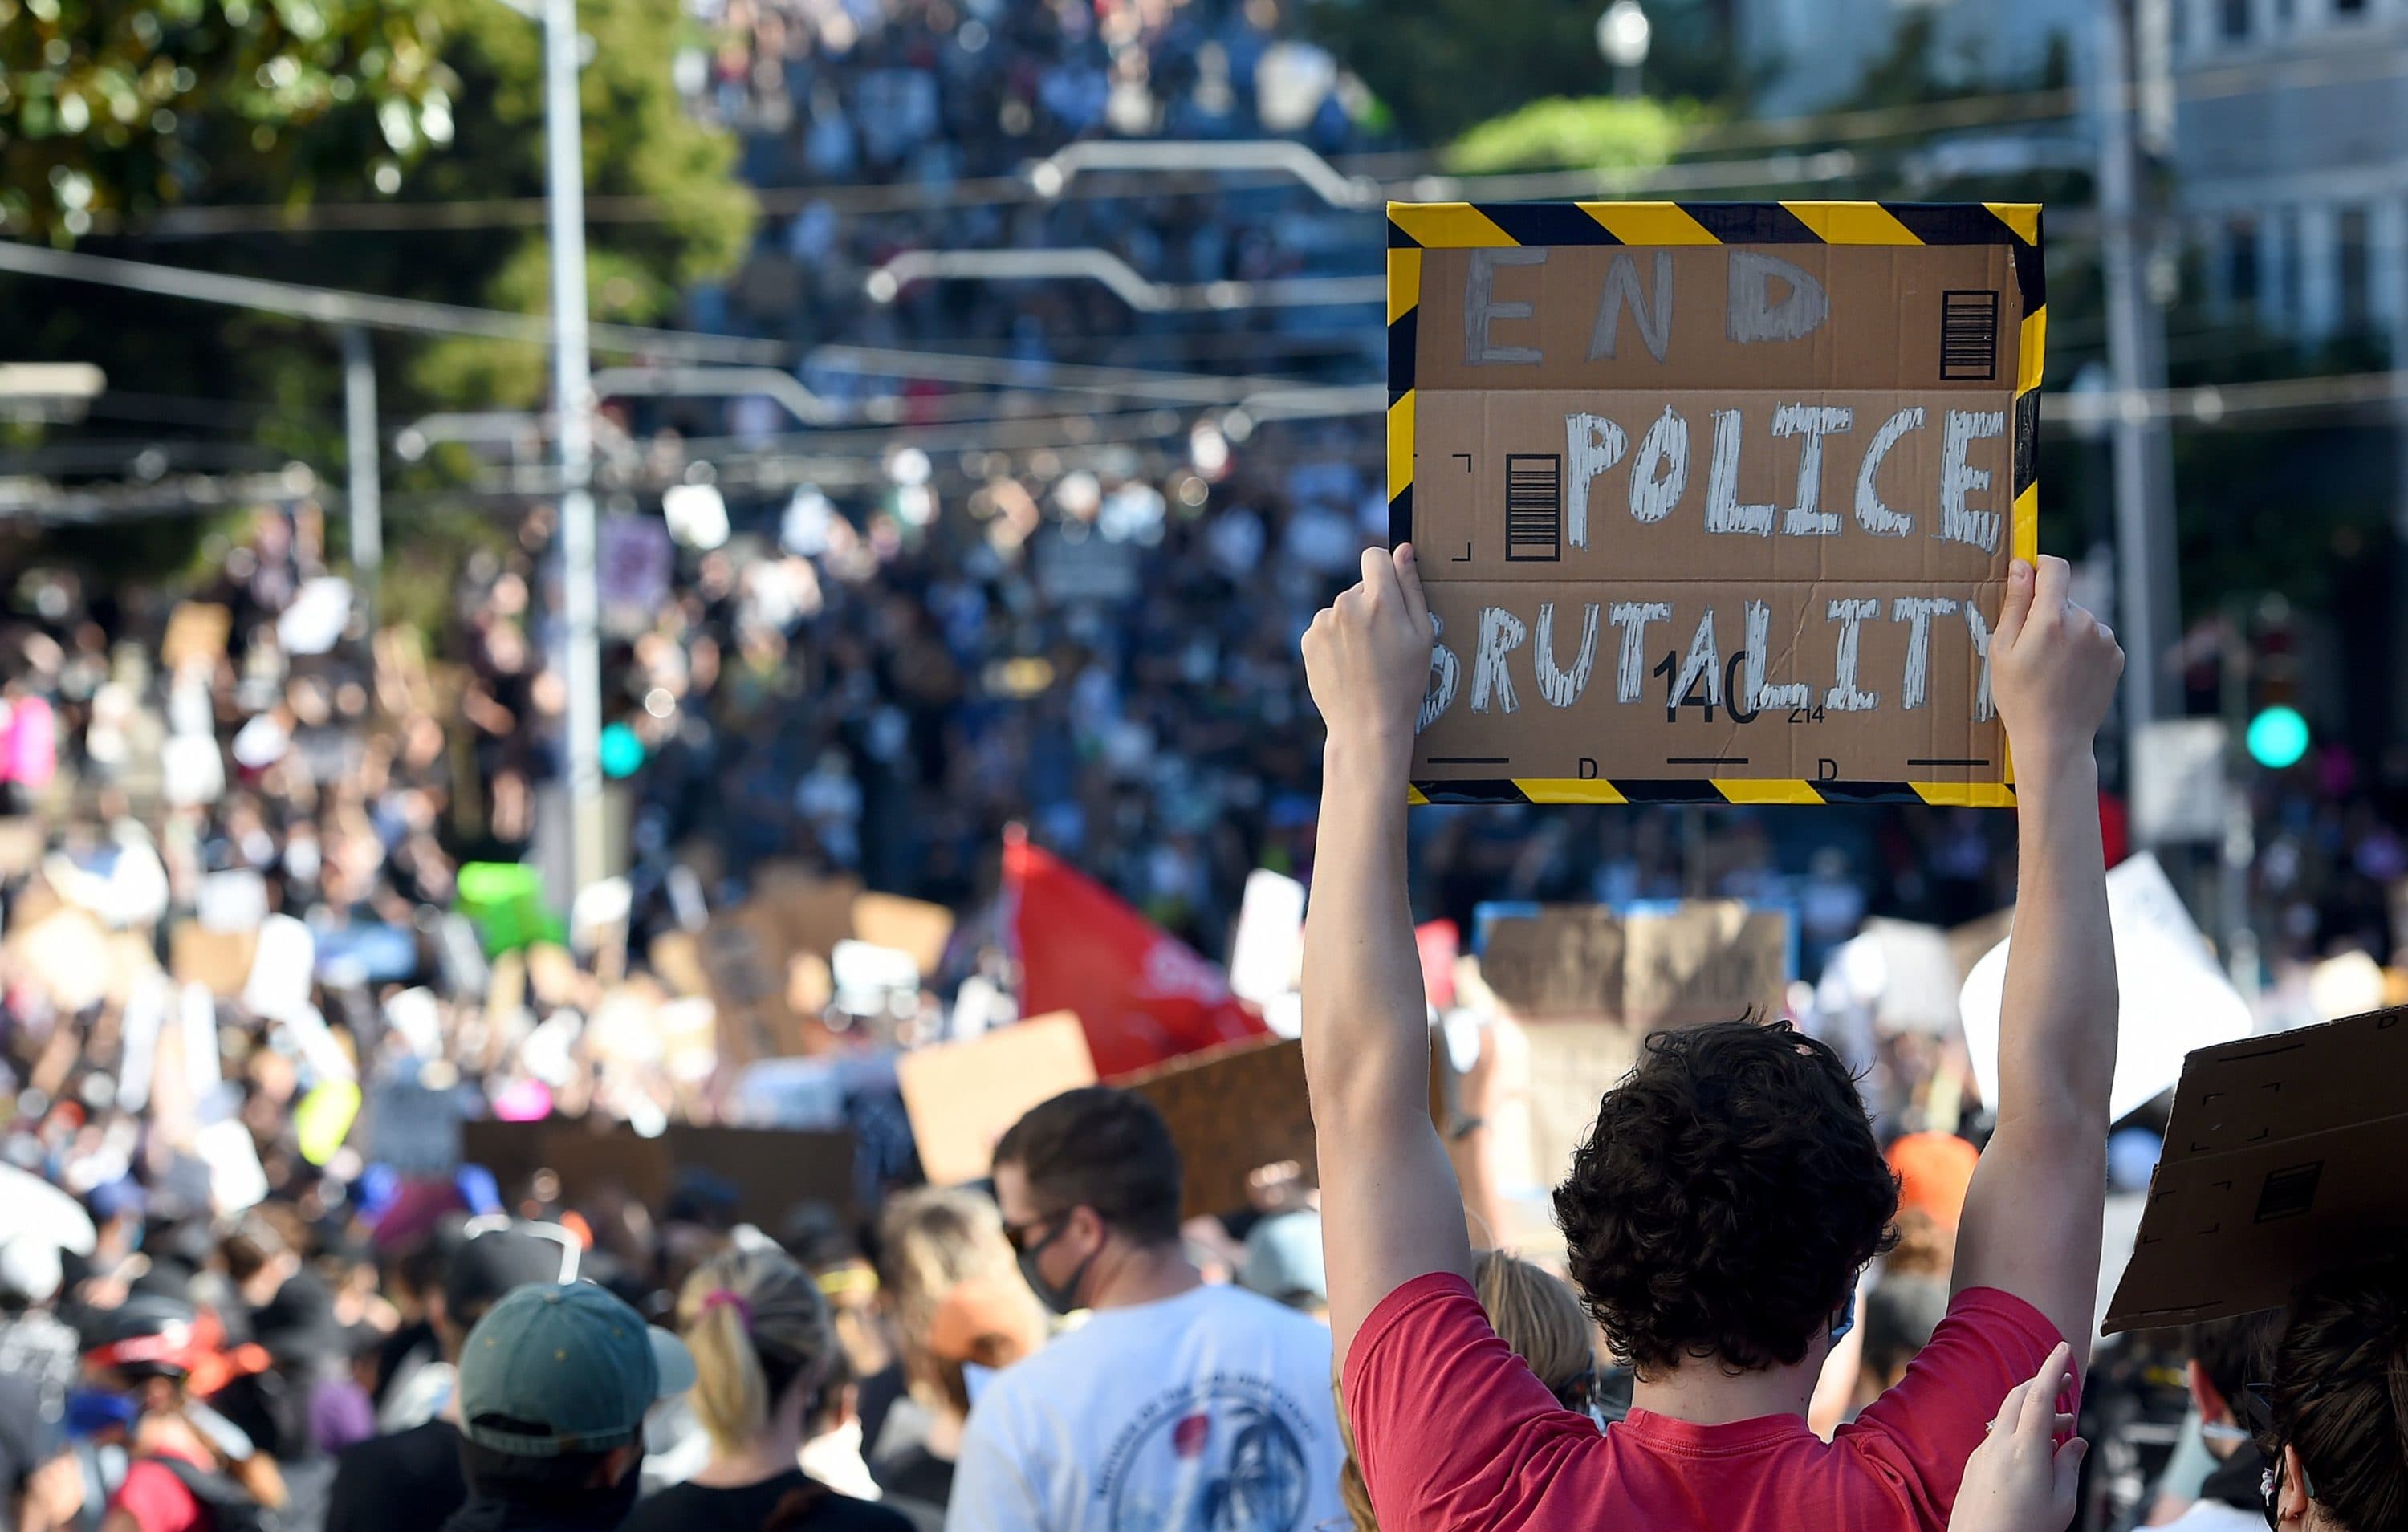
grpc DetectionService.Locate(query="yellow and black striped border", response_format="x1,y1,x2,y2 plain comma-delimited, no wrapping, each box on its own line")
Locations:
1388,201,2044,809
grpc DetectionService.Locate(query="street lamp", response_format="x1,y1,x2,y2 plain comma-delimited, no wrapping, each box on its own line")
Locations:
1596,1,1651,100
494,0,604,903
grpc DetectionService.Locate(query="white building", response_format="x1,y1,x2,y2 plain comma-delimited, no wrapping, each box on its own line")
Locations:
2173,0,2408,347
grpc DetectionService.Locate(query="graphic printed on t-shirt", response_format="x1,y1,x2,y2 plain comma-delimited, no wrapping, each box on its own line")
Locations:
1092,1371,1320,1532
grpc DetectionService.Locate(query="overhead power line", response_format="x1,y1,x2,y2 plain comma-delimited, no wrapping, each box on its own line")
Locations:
864,247,1384,311
50,43,2408,240
0,240,784,364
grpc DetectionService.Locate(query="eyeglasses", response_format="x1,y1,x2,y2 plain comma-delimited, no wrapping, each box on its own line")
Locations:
2239,1381,2319,1531
1001,1215,1064,1257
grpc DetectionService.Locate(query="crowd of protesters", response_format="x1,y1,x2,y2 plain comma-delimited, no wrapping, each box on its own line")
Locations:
8,0,2408,1527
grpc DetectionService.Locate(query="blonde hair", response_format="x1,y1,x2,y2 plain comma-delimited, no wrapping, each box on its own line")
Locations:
1474,1250,1596,1399
877,1188,1043,1416
1334,1252,1601,1532
677,1245,836,1457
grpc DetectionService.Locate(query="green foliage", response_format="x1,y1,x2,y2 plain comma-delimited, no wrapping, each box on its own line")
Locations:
0,0,754,612
0,0,454,239
1444,95,1687,177
1300,0,1739,148
399,0,753,408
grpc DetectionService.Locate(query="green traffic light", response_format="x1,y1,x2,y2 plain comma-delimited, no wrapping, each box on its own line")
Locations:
2246,705,2310,770
600,722,646,779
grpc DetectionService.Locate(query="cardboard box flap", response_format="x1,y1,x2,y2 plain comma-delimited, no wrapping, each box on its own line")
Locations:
2103,1007,2408,1335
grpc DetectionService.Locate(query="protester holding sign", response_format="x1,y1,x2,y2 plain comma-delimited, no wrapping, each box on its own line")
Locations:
1300,545,2122,1532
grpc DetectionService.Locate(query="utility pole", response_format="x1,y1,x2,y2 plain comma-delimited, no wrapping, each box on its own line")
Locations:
2097,0,2182,746
340,328,382,630
543,0,605,902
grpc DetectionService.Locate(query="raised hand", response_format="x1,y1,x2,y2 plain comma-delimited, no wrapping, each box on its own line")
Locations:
1302,543,1436,770
1991,555,2124,768
1948,1343,2086,1532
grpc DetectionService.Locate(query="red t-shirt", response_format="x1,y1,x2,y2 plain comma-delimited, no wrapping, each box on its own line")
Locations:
1344,1274,2068,1532
111,1456,207,1532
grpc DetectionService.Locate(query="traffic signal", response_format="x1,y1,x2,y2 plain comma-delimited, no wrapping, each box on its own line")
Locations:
2245,705,2309,770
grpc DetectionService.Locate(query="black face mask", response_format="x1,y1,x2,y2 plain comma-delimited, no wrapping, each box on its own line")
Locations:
1015,1218,1099,1316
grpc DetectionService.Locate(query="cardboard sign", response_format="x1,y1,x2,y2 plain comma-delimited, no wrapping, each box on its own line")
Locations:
1387,201,2044,806
366,1079,466,1176
1121,1036,1316,1221
702,900,810,1066
1479,906,1625,1017
1959,853,2251,1123
1519,1018,1645,1197
852,892,954,975
460,1117,856,1223
897,1013,1097,1187
1474,900,1790,1027
2103,1006,2408,1335
161,603,233,673
1622,900,1793,1030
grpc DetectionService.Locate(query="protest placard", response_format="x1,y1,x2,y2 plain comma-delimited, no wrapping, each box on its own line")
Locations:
1121,1036,1316,1221
1622,900,1793,1030
2104,1006,2408,1334
1474,899,1790,1027
366,1078,466,1175
1387,201,2043,806
1959,853,2250,1123
461,1117,856,1224
1228,870,1307,1007
851,892,954,974
897,1014,1097,1187
160,603,233,673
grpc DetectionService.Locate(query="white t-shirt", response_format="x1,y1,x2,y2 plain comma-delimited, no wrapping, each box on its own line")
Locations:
2162,1501,2264,1532
946,1282,1346,1532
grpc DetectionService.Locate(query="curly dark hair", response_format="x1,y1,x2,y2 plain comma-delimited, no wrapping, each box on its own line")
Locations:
1554,1018,1899,1376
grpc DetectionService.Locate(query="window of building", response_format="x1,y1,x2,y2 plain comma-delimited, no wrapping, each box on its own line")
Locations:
2227,217,2261,315
2221,0,2251,39
2339,205,2371,331
2279,208,2302,328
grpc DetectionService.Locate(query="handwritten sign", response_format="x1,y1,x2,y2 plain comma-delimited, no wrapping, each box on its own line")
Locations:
1388,201,2044,805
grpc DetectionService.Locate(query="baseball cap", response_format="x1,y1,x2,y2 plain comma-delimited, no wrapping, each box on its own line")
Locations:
443,1222,576,1323
458,1282,694,1457
1239,1209,1328,1308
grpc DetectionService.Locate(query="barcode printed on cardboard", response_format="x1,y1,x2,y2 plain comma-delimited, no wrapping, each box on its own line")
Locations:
1939,290,2001,380
1504,453,1564,562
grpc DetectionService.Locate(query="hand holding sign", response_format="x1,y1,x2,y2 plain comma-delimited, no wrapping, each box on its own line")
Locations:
1303,544,1437,773
1990,555,2123,769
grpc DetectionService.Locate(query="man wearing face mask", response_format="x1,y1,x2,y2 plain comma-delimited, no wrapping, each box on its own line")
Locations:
949,1088,1346,1532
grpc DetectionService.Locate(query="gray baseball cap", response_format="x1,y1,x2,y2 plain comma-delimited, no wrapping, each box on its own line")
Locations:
457,1282,695,1457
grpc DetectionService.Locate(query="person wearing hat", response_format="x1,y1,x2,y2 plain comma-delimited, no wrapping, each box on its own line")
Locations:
441,1281,695,1532
77,1294,287,1532
327,1224,568,1532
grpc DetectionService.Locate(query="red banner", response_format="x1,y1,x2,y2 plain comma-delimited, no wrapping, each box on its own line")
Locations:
1003,831,1267,1079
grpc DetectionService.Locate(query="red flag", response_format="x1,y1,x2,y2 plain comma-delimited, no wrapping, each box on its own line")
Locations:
1003,830,1268,1079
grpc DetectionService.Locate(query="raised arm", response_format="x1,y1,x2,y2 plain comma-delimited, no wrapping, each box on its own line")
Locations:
1300,543,1474,1361
1950,555,2124,1367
